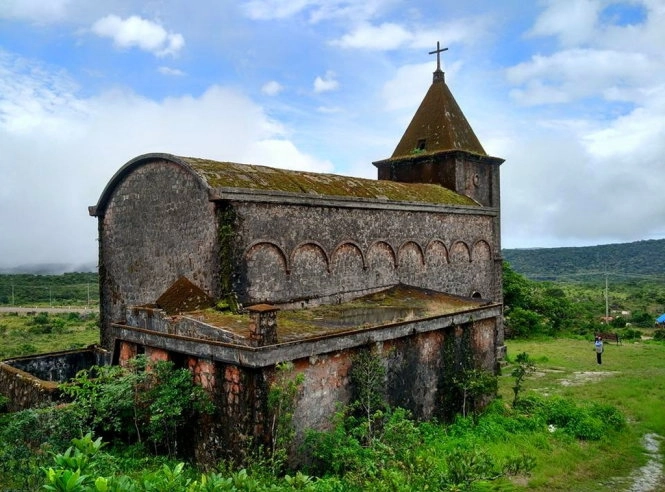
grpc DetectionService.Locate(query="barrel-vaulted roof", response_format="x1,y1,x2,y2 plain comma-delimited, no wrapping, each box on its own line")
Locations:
391,72,486,158
89,153,478,216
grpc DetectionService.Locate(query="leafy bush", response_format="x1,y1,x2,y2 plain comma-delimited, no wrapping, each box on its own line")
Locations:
60,355,213,457
451,368,498,418
267,361,304,473
653,329,665,341
619,328,642,340
0,405,84,490
517,394,625,441
510,352,536,406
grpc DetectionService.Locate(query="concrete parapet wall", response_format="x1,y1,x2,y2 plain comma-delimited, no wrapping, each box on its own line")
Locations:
126,307,243,344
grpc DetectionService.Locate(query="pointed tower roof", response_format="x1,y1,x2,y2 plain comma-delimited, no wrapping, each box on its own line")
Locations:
391,45,486,158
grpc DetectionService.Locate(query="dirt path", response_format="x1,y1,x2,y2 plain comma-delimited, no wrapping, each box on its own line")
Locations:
546,370,664,490
552,371,664,491
625,433,664,492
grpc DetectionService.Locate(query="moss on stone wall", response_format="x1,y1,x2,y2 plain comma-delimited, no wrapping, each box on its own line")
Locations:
437,323,475,422
218,204,241,313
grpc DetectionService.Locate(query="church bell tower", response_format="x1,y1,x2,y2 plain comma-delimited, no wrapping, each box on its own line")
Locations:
373,43,504,208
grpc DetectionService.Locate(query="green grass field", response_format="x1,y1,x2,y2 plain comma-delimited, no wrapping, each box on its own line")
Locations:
499,337,665,490
0,311,100,359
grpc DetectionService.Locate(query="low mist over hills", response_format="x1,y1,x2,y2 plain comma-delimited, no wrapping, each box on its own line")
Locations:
0,262,97,275
503,239,665,282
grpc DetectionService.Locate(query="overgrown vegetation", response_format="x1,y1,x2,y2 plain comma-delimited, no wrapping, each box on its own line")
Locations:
3,338,664,490
267,361,304,474
2,259,664,489
60,355,214,457
0,311,99,358
503,261,665,339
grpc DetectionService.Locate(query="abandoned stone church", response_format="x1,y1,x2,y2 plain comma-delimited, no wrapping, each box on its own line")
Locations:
1,53,505,462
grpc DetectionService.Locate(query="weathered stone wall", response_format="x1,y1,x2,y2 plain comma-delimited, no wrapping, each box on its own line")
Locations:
6,348,109,382
126,307,242,344
374,151,502,209
290,318,496,438
107,308,499,465
0,347,111,412
97,159,219,349
0,362,59,412
234,201,498,306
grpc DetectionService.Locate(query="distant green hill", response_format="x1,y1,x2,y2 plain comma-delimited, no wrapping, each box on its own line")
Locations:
502,239,665,282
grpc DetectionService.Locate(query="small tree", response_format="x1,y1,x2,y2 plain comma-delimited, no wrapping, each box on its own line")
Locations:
511,352,535,407
267,361,304,473
452,368,498,418
349,349,386,443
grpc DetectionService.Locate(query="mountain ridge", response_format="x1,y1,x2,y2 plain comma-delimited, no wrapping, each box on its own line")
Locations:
503,238,665,282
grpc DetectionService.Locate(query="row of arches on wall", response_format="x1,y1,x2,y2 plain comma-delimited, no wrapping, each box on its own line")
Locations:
244,239,493,274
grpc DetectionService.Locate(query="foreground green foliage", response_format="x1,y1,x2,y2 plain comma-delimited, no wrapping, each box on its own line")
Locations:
267,361,305,474
6,390,625,491
3,341,655,491
60,356,214,457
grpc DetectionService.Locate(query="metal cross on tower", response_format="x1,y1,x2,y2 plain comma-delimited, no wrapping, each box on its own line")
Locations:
428,41,448,72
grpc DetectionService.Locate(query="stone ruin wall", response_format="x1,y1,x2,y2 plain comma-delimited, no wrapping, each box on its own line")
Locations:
114,314,496,465
233,201,500,307
0,348,111,412
290,317,496,436
0,362,59,412
98,160,219,349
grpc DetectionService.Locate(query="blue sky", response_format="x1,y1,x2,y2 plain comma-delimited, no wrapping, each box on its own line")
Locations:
1,0,664,269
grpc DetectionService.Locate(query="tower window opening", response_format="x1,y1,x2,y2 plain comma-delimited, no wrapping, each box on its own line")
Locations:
416,139,426,150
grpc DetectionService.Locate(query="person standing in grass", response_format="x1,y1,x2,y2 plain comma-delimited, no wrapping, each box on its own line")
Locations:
594,336,604,365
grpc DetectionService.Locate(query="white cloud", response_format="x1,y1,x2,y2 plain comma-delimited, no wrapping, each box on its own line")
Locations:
507,49,655,105
242,0,312,20
158,66,185,76
528,0,600,47
332,22,412,50
317,106,342,114
242,0,388,23
261,80,284,96
91,15,185,57
331,16,493,51
0,0,70,23
0,52,332,266
583,85,665,158
313,71,339,93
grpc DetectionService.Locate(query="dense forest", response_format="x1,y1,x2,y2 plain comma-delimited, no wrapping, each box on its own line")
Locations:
503,238,665,282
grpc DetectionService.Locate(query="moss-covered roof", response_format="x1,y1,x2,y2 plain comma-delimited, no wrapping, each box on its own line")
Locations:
180,156,477,206
186,285,488,343
391,76,486,158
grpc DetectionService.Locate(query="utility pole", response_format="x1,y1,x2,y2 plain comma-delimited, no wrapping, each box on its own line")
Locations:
605,274,609,323
11,281,14,306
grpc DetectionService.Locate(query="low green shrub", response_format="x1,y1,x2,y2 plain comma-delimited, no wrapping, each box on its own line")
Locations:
653,329,665,341
60,355,214,457
619,328,642,340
